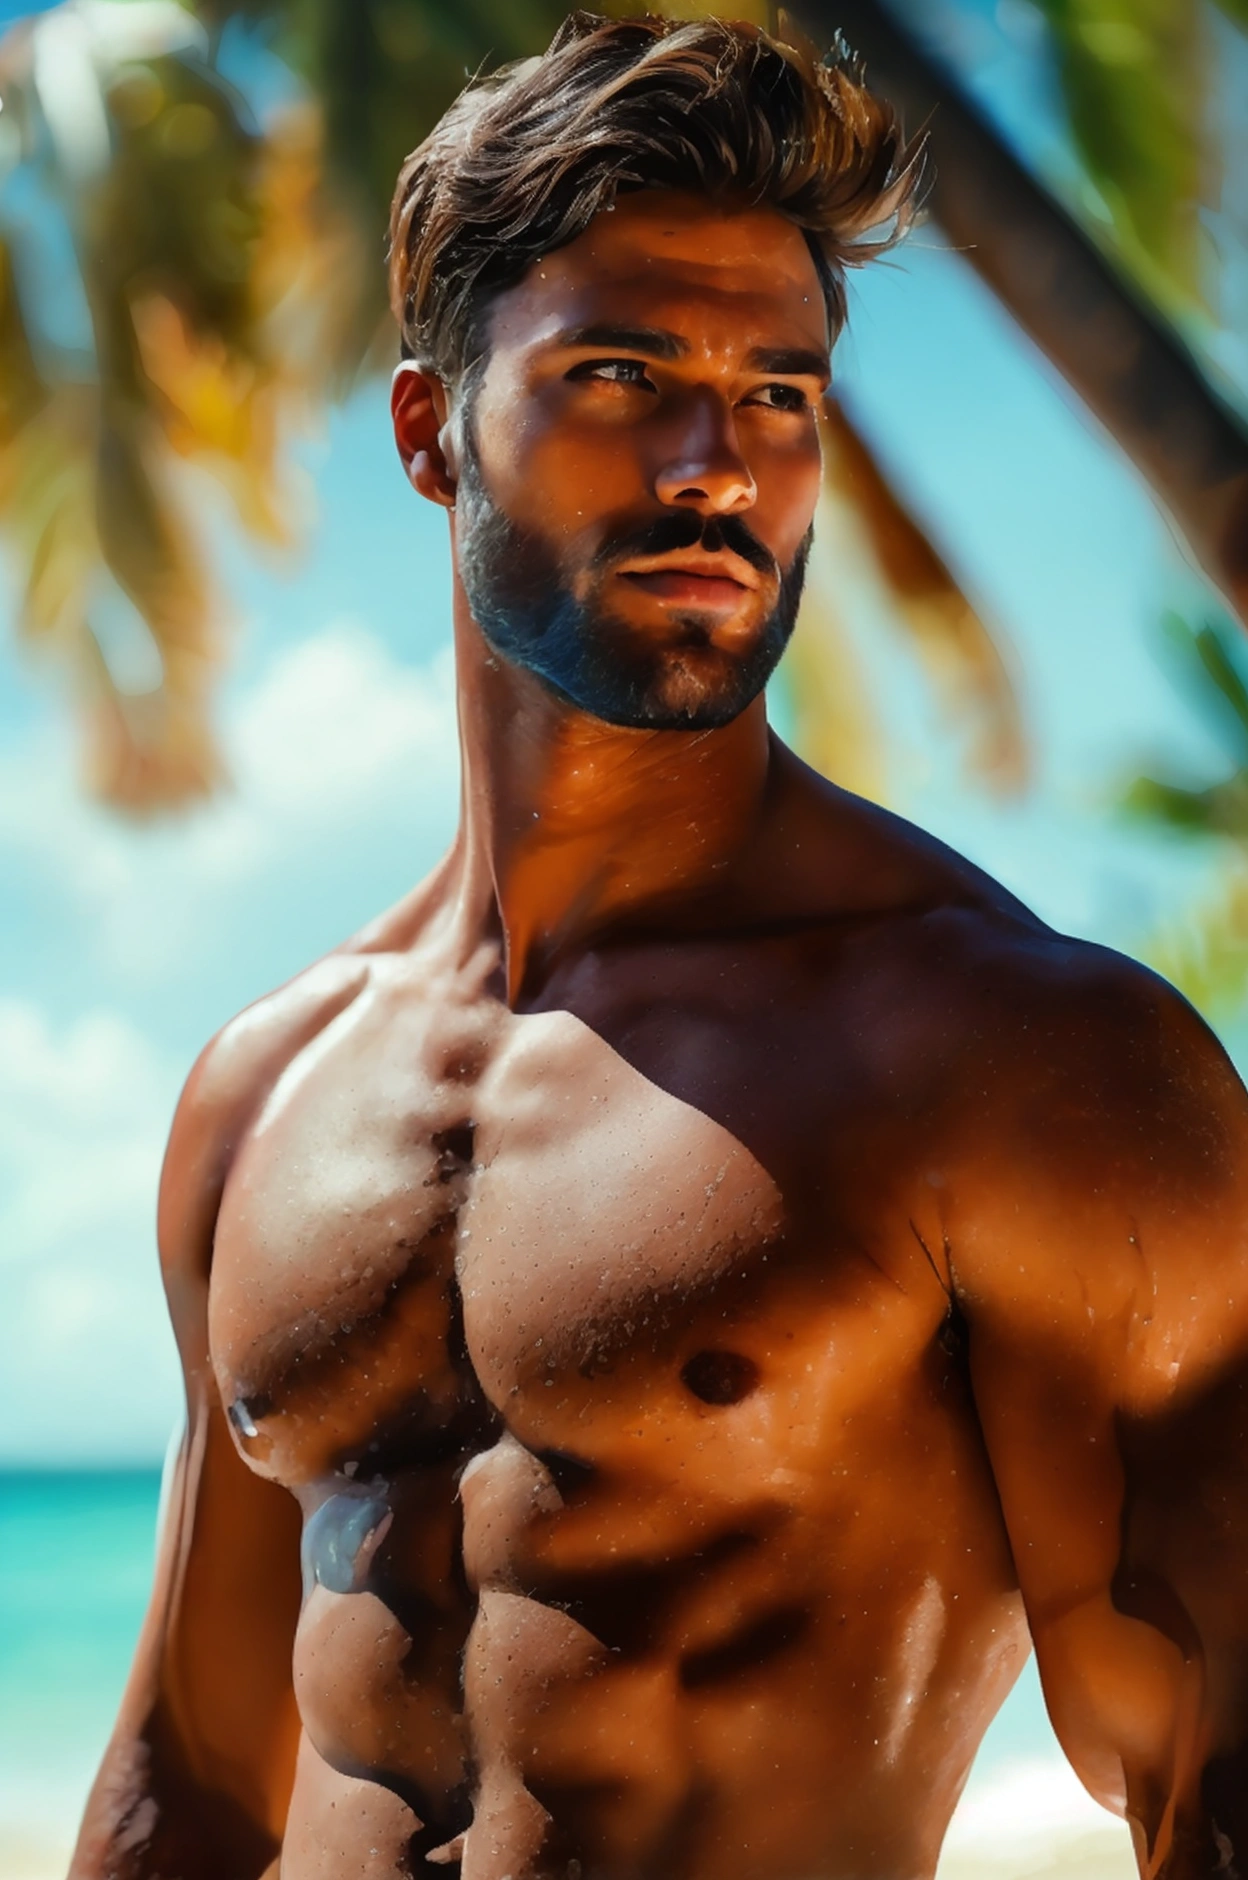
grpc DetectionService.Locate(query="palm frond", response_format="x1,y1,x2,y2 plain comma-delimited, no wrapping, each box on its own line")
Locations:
0,6,353,812
0,236,46,444
1033,0,1207,317
823,0,1248,629
1146,862,1248,1021
785,525,889,803
12,389,100,656
1210,0,1248,33
1146,608,1248,764
1123,772,1248,839
1184,615,1248,758
820,398,1028,793
1121,611,1248,844
3,0,1239,816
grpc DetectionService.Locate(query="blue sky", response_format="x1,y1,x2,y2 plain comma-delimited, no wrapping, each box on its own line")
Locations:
1,213,1222,1873
0,12,1240,1870
0,221,1235,1466
0,0,1242,1469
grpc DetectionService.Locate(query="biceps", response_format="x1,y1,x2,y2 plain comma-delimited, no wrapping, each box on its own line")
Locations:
967,1321,1124,1627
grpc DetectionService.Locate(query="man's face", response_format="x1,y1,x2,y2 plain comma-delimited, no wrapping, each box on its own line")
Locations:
452,190,830,731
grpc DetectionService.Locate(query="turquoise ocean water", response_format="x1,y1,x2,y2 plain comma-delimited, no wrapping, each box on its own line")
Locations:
0,1470,162,1856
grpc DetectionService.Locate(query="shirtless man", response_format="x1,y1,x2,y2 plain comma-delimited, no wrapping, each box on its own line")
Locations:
72,15,1248,1880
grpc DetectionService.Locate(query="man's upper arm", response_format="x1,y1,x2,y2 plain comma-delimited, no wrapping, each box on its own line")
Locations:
948,956,1248,1879
72,959,370,1879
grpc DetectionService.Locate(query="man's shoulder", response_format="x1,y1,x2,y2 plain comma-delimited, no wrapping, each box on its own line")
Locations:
770,746,1039,945
936,929,1248,1379
914,905,1248,1246
829,815,1248,1324
782,758,1243,1139
184,954,374,1130
157,875,452,1278
894,867,1236,1152
157,953,374,1280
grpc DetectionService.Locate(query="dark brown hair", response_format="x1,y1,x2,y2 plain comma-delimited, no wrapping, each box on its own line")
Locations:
389,11,924,382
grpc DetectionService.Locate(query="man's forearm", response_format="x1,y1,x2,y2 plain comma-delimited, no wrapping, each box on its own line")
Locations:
1150,1754,1248,1880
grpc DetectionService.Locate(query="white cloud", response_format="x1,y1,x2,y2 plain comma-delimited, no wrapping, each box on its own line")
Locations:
0,997,184,1461
0,621,462,985
0,1000,168,1253
233,624,459,824
0,623,463,1457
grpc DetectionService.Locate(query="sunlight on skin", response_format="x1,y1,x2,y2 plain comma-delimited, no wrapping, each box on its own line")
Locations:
60,179,1248,1880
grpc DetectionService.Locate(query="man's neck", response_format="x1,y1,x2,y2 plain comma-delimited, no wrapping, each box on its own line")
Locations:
448,603,772,1004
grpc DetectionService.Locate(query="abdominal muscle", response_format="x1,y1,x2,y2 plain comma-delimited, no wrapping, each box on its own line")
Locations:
279,1402,1028,1880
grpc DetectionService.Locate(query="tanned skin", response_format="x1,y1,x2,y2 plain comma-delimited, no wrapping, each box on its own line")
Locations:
73,192,1248,1880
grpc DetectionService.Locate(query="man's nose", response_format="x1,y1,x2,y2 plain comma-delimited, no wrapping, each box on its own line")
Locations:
653,391,757,516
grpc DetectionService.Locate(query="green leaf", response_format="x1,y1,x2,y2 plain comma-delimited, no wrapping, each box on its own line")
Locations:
1031,0,1207,312
1192,621,1248,750
1124,766,1248,839
1146,864,1248,1022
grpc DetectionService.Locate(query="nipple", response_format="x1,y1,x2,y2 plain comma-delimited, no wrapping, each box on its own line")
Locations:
300,1492,393,1597
681,1349,759,1405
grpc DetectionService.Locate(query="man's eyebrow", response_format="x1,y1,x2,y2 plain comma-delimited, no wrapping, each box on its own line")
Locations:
545,326,831,385
742,345,831,384
547,323,690,361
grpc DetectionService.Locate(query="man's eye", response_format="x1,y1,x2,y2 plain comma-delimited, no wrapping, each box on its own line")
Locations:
569,359,656,390
747,384,811,413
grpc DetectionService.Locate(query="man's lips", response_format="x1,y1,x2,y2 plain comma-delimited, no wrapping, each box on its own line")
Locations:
617,568,754,609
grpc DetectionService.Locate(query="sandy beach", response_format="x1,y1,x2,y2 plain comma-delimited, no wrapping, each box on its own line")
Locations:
1,1828,73,1880
936,1755,1136,1880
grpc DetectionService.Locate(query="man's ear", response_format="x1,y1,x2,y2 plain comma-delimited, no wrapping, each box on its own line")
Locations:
391,362,457,508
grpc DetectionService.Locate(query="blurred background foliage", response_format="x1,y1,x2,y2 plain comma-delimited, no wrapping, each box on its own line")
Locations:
1039,0,1224,321
0,0,1244,996
1125,606,1248,1016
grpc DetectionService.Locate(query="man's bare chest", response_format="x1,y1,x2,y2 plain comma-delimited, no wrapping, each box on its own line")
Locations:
207,965,945,1489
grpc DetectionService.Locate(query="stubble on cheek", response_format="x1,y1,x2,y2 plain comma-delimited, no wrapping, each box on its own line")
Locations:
455,405,813,730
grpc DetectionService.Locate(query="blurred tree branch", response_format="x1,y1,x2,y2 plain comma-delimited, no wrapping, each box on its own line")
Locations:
0,4,354,810
819,397,1026,792
1032,0,1206,319
802,0,1248,629
0,0,1012,814
2,0,1241,813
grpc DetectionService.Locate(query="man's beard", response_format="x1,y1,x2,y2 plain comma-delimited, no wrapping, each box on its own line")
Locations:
455,425,812,732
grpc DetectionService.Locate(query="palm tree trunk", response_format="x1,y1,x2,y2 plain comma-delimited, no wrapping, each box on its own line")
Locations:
802,0,1248,626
